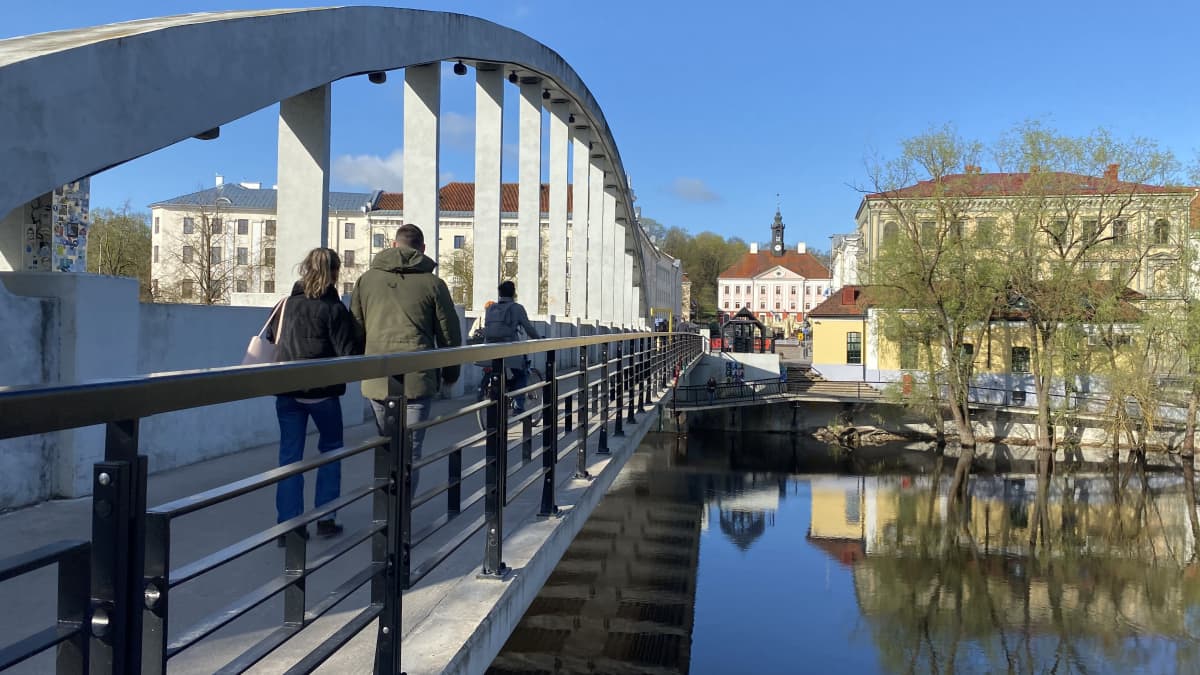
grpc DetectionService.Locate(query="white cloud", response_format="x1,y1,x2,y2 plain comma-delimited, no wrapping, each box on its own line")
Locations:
332,149,404,190
440,112,474,152
668,177,720,203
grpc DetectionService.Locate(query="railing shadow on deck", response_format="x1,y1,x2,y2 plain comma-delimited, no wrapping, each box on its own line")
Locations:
0,332,703,675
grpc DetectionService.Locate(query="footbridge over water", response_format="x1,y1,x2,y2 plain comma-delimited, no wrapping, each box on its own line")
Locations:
0,7,701,675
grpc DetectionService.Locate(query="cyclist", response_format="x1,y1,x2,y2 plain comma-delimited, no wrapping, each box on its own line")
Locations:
483,280,540,413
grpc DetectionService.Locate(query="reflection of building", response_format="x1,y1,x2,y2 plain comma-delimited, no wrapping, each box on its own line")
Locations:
681,272,692,322
717,209,831,336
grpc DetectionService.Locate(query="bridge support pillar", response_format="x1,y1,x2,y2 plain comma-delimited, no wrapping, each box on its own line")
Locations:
403,63,441,265
586,157,605,320
472,65,504,312
276,84,331,284
517,78,542,303
601,184,618,324
570,127,590,319
547,100,570,317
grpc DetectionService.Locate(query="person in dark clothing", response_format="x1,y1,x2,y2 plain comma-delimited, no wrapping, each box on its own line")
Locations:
484,280,540,412
265,247,363,544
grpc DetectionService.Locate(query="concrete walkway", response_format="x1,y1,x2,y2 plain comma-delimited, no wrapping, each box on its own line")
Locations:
1,385,673,675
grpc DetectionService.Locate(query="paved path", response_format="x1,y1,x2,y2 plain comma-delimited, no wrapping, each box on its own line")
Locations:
1,386,671,674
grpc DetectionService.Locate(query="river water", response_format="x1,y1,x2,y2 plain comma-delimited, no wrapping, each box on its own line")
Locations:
489,432,1200,674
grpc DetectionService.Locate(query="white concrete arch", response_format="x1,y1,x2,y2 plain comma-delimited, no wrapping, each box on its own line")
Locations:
0,7,677,323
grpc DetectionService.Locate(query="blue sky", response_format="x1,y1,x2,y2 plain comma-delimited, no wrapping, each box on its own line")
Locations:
6,0,1200,250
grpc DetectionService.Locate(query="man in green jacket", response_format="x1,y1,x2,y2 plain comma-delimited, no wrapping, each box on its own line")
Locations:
351,224,463,489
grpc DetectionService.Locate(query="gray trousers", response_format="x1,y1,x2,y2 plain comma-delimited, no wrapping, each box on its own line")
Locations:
370,396,432,492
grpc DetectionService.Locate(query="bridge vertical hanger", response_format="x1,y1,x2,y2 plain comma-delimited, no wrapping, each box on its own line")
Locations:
586,156,606,321
570,126,591,319
601,184,619,325
547,100,570,317
403,63,441,266
517,78,543,305
276,84,331,285
473,64,504,312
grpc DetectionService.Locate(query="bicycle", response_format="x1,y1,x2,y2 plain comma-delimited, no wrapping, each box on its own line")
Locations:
475,362,544,432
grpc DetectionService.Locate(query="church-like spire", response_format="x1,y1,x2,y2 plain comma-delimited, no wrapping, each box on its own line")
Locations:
770,204,785,256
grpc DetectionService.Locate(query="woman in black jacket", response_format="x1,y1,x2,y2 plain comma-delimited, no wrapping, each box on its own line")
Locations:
265,247,363,543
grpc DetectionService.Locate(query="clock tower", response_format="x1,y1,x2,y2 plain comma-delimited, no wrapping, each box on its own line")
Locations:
770,208,785,256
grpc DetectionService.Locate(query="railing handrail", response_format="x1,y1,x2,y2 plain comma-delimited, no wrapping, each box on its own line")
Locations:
0,331,663,440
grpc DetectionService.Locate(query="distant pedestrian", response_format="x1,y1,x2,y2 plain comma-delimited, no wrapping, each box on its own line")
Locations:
267,248,363,545
706,376,717,403
352,224,463,493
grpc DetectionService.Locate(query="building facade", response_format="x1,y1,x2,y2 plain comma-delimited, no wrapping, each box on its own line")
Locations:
716,209,832,336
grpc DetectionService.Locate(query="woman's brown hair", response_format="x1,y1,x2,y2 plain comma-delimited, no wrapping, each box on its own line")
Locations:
298,247,341,299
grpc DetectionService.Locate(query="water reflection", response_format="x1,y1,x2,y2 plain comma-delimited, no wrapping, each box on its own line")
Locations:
489,433,1200,674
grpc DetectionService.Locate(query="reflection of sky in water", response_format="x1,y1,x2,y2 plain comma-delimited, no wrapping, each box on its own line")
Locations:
491,433,1200,674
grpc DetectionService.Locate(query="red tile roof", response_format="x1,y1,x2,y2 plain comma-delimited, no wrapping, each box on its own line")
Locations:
865,172,1194,201
374,182,573,213
808,285,874,318
719,250,831,280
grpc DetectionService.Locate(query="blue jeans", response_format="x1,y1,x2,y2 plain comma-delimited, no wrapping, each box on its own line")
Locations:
371,396,432,492
275,396,344,524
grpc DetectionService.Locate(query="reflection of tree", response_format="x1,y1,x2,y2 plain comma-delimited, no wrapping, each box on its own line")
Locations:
717,509,767,551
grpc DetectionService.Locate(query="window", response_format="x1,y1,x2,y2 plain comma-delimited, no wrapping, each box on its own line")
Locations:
182,246,194,263
181,279,194,299
1112,219,1127,245
153,246,159,263
775,286,781,295
919,220,935,244
211,218,223,235
236,247,248,265
790,285,797,295
236,279,248,293
154,217,159,234
900,339,918,370
237,219,249,235
806,286,812,295
882,220,898,244
454,235,465,249
373,233,387,248
759,301,766,310
745,285,751,294
152,279,158,295
845,491,861,524
343,282,354,295
960,343,974,368
344,221,355,239
264,248,275,266
846,332,862,364
817,286,823,295
183,217,195,234
1082,219,1098,242
805,303,810,310
775,302,781,309
790,302,796,310
263,280,275,293
344,250,356,267
264,220,277,236
977,217,996,239
1154,218,1170,245
210,246,222,264
724,285,730,295
1011,346,1030,373
505,236,517,251
724,302,729,309
760,286,766,295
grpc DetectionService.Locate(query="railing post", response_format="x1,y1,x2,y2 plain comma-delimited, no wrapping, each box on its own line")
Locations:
90,419,146,675
373,379,405,673
59,541,90,674
626,339,638,426
598,344,611,454
613,344,625,438
638,336,648,413
481,357,509,578
521,415,533,464
539,349,559,517
140,513,169,675
576,346,591,479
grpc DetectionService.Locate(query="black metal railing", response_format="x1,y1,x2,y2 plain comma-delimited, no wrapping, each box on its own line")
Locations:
0,331,704,674
670,378,788,406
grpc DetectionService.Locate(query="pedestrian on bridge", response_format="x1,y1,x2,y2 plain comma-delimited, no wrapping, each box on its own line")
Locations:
267,247,363,545
706,376,717,404
352,224,463,492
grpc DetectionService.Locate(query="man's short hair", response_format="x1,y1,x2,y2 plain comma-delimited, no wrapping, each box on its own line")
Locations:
498,280,515,298
395,224,424,248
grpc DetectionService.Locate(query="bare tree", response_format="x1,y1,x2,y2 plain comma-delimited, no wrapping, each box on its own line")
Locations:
158,198,274,304
443,242,474,307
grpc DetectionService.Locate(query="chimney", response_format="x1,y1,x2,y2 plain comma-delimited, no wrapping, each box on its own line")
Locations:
240,181,262,189
841,286,856,305
797,241,807,254
215,174,224,186
1104,163,1119,181
749,242,759,255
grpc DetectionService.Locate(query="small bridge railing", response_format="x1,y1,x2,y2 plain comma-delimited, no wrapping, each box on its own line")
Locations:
671,378,787,406
0,332,703,674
